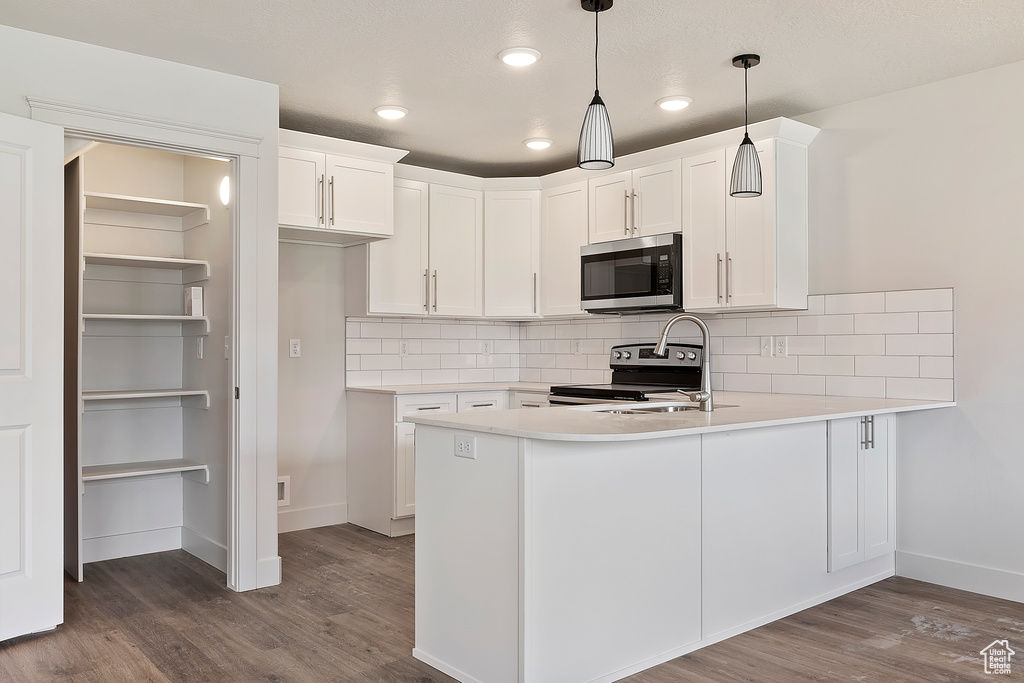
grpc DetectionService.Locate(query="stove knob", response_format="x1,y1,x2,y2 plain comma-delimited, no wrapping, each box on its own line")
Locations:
612,351,622,360
621,351,631,359
676,351,685,360
687,351,697,361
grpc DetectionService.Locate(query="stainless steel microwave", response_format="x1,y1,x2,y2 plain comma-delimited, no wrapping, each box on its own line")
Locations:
580,233,683,313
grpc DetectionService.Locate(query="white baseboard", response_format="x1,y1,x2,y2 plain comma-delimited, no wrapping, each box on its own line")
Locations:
277,502,348,533
83,527,181,564
897,551,1024,604
182,527,227,573
412,649,484,683
256,555,282,588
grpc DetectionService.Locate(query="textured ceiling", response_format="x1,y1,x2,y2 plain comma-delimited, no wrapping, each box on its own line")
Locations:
3,0,1024,176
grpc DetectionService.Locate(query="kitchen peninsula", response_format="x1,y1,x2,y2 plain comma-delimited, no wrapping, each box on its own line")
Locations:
408,391,953,683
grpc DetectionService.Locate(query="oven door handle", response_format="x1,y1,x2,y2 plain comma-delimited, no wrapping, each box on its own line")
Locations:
548,394,628,405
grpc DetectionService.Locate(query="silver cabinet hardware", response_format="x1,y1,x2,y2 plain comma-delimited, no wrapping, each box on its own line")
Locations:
726,252,733,302
423,269,429,311
533,272,538,313
432,270,438,312
417,405,441,411
317,175,324,225
632,190,638,235
859,416,876,449
328,176,335,226
624,189,629,235
717,253,723,303
522,402,542,408
469,402,495,408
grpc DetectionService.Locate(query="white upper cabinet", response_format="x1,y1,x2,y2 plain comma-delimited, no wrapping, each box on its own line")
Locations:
364,178,430,315
541,181,588,317
682,136,809,312
429,184,484,317
278,129,406,246
588,160,681,243
484,190,541,317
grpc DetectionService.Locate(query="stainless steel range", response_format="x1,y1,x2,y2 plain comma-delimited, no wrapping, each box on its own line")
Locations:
548,342,703,405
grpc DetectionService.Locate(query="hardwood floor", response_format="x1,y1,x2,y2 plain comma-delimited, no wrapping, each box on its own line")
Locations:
0,524,1020,682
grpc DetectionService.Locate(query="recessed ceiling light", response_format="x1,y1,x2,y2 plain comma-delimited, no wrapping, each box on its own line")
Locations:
500,48,541,67
375,106,408,120
657,96,693,111
524,138,552,150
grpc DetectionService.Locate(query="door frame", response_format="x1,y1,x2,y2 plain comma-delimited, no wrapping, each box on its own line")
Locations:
28,97,279,592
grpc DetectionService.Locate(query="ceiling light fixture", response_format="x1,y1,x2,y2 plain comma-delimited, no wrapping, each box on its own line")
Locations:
730,54,762,197
525,138,552,150
500,48,541,67
375,106,408,120
657,96,693,111
577,0,614,170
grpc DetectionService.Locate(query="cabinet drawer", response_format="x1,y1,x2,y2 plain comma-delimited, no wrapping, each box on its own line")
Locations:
457,391,508,412
512,391,549,408
396,393,457,421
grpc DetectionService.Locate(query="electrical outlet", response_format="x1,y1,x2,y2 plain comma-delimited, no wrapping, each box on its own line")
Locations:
400,339,409,357
277,476,290,507
760,336,774,357
572,339,583,356
289,338,301,358
196,337,204,360
455,434,477,459
481,340,492,356
775,336,788,357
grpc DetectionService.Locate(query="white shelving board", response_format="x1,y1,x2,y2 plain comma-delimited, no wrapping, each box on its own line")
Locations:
82,313,210,335
82,389,210,409
84,192,210,231
82,458,210,484
83,252,210,282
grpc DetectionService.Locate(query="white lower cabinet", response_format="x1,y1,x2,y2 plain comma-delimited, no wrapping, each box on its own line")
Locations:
827,414,895,572
513,391,550,408
348,390,505,537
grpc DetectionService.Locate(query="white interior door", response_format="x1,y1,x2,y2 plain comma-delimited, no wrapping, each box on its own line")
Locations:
0,112,65,641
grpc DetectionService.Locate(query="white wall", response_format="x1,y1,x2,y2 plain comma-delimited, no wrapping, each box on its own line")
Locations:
278,243,349,532
0,24,281,590
796,60,1024,601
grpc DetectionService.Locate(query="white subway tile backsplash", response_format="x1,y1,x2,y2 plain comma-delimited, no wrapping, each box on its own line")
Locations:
347,370,381,387
477,326,512,339
771,374,825,395
885,377,954,401
441,324,479,339
380,369,422,385
724,373,772,393
493,368,520,382
556,355,589,370
918,311,954,334
746,356,799,375
361,322,404,338
799,355,854,376
746,316,799,336
403,355,441,370
920,356,954,379
704,318,748,337
825,376,886,399
722,336,761,355
346,355,360,371
885,288,953,312
519,367,541,382
714,354,747,374
787,336,826,356
347,338,382,355
422,339,460,354
421,369,461,384
825,335,886,356
854,312,918,335
855,356,919,378
520,339,541,354
459,369,494,383
621,321,663,338
825,292,885,314
381,339,401,355
798,314,855,336
404,323,440,339
885,334,953,356
540,368,572,384
570,369,609,384
494,340,520,354
441,354,477,369
773,295,824,316
361,355,402,371
587,322,622,339
541,339,572,355
460,340,486,354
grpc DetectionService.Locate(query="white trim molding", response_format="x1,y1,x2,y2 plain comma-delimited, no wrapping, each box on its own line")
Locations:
897,551,1024,604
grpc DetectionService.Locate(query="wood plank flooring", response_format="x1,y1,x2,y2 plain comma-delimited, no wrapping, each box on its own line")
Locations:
1,523,1021,682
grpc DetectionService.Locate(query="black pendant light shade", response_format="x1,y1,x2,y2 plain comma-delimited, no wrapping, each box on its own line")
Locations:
730,54,761,198
578,91,614,170
578,0,614,170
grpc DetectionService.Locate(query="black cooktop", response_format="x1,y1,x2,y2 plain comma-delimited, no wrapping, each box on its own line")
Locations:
548,383,686,402
549,342,703,401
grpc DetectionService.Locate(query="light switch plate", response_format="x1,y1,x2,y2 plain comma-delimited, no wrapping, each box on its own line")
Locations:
760,336,773,357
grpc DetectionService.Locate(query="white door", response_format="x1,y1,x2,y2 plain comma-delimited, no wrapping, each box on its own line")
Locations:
483,190,540,317
428,184,483,317
0,112,64,641
587,170,631,243
278,147,325,229
325,154,394,236
632,160,681,237
725,138,776,308
540,181,587,317
681,149,727,310
368,178,429,315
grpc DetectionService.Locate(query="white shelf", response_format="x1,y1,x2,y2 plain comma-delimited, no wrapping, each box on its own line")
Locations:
82,313,210,335
279,224,390,247
83,252,210,282
85,192,209,231
82,389,210,409
82,458,209,484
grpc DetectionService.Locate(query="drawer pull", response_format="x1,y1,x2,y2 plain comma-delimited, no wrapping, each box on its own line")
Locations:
522,402,542,408
417,406,442,411
469,402,495,408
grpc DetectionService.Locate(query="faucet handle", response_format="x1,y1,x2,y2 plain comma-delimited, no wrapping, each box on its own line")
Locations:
678,389,711,403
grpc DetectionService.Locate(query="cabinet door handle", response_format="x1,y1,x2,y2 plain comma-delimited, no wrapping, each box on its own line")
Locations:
867,415,875,449
423,269,430,311
328,176,335,226
317,175,324,225
716,253,723,303
726,252,732,302
623,189,630,235
432,270,438,312
469,402,495,408
632,190,639,234
533,272,538,314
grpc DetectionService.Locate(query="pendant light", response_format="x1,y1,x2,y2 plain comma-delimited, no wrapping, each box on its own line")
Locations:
730,54,761,197
577,0,614,170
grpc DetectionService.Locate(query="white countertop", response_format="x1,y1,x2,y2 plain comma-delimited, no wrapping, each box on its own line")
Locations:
405,391,954,441
346,381,551,395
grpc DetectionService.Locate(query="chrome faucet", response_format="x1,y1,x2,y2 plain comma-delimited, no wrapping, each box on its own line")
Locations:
653,314,714,412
